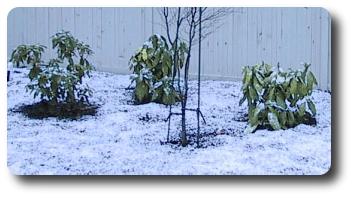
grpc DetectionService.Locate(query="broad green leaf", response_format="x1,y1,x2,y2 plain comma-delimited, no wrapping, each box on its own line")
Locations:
141,49,148,61
38,75,47,86
239,95,246,106
28,66,41,80
135,81,149,102
265,63,272,73
306,71,317,90
163,52,172,68
253,77,262,93
27,56,32,64
311,72,318,85
151,35,158,48
249,106,261,126
276,93,286,109
146,59,153,68
290,78,297,95
248,86,257,102
162,92,176,105
268,112,281,130
299,103,306,117
287,111,296,127
244,68,252,86
151,89,160,101
162,65,169,76
268,87,275,101
248,103,256,117
244,124,258,133
299,82,308,96
255,72,264,85
307,99,316,116
153,53,161,67
279,112,287,128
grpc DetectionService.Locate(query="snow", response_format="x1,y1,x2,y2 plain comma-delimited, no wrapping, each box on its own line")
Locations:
7,68,331,175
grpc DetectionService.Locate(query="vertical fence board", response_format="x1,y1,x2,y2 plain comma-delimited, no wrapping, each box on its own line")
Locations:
100,8,115,72
320,8,330,90
74,8,93,45
34,8,49,61
47,8,62,58
311,8,322,88
232,8,248,78
7,8,25,56
23,8,37,45
327,12,331,90
92,8,103,68
61,8,75,32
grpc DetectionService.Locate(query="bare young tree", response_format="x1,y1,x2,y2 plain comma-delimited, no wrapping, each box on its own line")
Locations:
162,7,232,147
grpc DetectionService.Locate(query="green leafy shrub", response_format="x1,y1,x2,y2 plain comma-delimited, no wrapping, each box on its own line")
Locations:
239,62,317,133
129,34,187,105
10,31,94,105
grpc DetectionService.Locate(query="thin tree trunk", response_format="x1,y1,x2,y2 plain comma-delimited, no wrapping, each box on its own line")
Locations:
197,7,202,147
180,8,197,147
181,104,187,146
165,7,185,144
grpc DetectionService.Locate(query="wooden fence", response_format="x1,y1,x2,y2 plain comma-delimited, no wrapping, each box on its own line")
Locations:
7,7,331,90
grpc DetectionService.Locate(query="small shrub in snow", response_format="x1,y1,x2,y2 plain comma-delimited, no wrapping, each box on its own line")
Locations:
10,31,97,119
239,62,317,133
129,34,187,105
10,31,94,105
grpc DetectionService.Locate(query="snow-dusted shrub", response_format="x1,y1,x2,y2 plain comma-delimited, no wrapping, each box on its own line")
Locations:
239,62,317,133
10,31,94,105
129,34,187,105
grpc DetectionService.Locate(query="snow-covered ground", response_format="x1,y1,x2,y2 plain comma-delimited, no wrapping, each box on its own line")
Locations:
7,68,331,175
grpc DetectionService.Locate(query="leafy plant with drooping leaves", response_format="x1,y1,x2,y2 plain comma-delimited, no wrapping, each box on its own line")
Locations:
10,44,47,68
239,62,317,133
129,34,187,105
10,30,94,105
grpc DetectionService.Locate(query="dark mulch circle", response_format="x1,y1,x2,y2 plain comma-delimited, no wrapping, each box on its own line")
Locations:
12,101,99,119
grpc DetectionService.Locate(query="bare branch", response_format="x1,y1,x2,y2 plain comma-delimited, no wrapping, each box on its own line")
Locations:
163,8,173,45
161,8,233,46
